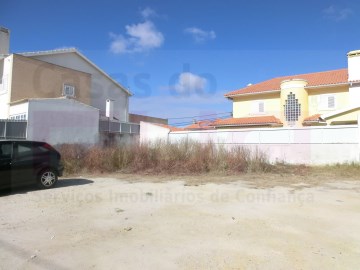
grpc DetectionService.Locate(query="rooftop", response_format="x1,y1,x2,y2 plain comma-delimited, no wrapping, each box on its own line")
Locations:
211,115,283,127
225,69,348,98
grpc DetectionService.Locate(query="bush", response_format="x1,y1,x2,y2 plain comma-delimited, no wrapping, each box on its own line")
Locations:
58,141,271,175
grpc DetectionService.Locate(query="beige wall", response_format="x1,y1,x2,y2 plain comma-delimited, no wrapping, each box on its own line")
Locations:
325,107,360,125
232,92,281,118
11,54,91,104
308,86,349,116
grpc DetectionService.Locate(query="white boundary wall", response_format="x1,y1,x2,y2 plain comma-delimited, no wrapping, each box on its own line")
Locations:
140,122,360,165
26,99,100,145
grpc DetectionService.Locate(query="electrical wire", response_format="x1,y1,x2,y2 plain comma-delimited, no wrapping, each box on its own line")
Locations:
168,112,232,120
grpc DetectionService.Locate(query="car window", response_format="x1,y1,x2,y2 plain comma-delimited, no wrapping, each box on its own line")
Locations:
17,142,49,158
0,142,12,159
17,143,33,157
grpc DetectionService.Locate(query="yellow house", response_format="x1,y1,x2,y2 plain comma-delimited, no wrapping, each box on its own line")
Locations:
213,50,360,128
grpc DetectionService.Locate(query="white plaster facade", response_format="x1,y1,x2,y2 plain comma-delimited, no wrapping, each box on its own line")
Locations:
0,55,13,119
13,98,100,145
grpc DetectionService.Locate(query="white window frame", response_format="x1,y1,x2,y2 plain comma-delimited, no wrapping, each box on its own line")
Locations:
252,100,265,114
63,84,75,97
9,113,27,121
318,94,336,110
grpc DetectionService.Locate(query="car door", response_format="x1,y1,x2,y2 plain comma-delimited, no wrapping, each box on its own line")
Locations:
0,141,13,189
11,141,37,185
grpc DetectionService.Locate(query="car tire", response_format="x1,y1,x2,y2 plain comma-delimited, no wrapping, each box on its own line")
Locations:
37,169,58,189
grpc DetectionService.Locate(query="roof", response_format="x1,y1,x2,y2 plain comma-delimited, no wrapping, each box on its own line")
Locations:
321,105,360,120
154,123,185,132
184,120,215,130
19,48,132,96
225,69,348,98
303,114,323,123
10,97,100,111
211,115,283,127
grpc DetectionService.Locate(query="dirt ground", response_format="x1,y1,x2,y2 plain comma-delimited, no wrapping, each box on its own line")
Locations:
1,174,360,270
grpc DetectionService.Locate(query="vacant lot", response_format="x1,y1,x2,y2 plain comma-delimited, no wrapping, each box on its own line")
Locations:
1,175,360,269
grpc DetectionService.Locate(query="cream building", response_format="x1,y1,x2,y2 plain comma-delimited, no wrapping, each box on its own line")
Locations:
215,50,360,128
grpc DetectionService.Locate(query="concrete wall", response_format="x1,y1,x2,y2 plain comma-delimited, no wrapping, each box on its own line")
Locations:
0,55,13,118
129,113,168,125
11,54,91,104
349,83,360,107
141,122,360,165
28,52,130,122
26,98,100,145
140,122,170,143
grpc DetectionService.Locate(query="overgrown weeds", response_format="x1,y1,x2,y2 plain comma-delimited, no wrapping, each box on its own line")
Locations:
57,140,272,175
58,141,360,179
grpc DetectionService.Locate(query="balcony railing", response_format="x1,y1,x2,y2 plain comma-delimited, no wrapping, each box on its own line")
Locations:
0,120,27,139
99,120,140,134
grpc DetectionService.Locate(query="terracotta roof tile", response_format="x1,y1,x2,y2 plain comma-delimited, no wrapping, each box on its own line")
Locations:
154,123,184,132
211,116,282,127
303,114,322,122
184,120,215,130
225,69,348,98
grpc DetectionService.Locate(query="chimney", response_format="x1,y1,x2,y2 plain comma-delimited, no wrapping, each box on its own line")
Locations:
348,50,360,106
347,50,360,82
0,27,10,56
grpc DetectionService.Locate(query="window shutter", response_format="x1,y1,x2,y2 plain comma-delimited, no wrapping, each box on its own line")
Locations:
328,95,335,109
259,102,265,113
252,101,265,114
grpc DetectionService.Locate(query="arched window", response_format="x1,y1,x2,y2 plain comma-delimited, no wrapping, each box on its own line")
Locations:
284,92,301,125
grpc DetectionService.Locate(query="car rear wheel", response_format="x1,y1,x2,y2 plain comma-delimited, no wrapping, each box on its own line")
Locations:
38,169,58,189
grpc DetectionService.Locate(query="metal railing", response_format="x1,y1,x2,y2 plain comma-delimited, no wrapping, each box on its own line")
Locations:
0,120,27,139
99,120,140,134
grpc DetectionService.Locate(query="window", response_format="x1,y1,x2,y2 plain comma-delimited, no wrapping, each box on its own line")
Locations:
9,113,27,121
284,92,301,125
0,142,12,159
16,142,49,158
17,143,33,157
319,94,336,110
252,100,265,114
63,84,75,97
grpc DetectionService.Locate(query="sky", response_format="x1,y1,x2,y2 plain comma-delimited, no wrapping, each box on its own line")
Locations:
1,0,359,126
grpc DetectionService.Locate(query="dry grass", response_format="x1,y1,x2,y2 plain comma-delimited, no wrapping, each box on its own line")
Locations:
57,141,271,176
57,142,360,188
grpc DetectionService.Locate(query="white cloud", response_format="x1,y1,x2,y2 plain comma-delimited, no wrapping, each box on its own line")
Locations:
184,27,216,43
141,7,157,19
322,5,353,21
173,72,207,95
110,21,164,54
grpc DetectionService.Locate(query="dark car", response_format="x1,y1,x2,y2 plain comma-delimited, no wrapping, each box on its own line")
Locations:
0,140,64,190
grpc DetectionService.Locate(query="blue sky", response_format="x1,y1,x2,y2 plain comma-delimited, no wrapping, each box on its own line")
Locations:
1,0,359,125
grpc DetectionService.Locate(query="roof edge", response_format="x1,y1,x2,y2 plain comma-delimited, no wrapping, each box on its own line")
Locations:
305,82,349,89
225,90,280,99
19,48,133,96
322,105,360,120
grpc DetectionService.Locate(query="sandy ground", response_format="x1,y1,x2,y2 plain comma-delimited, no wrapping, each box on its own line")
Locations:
1,175,360,270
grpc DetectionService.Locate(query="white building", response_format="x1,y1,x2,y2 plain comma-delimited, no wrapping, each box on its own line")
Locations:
0,26,138,145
